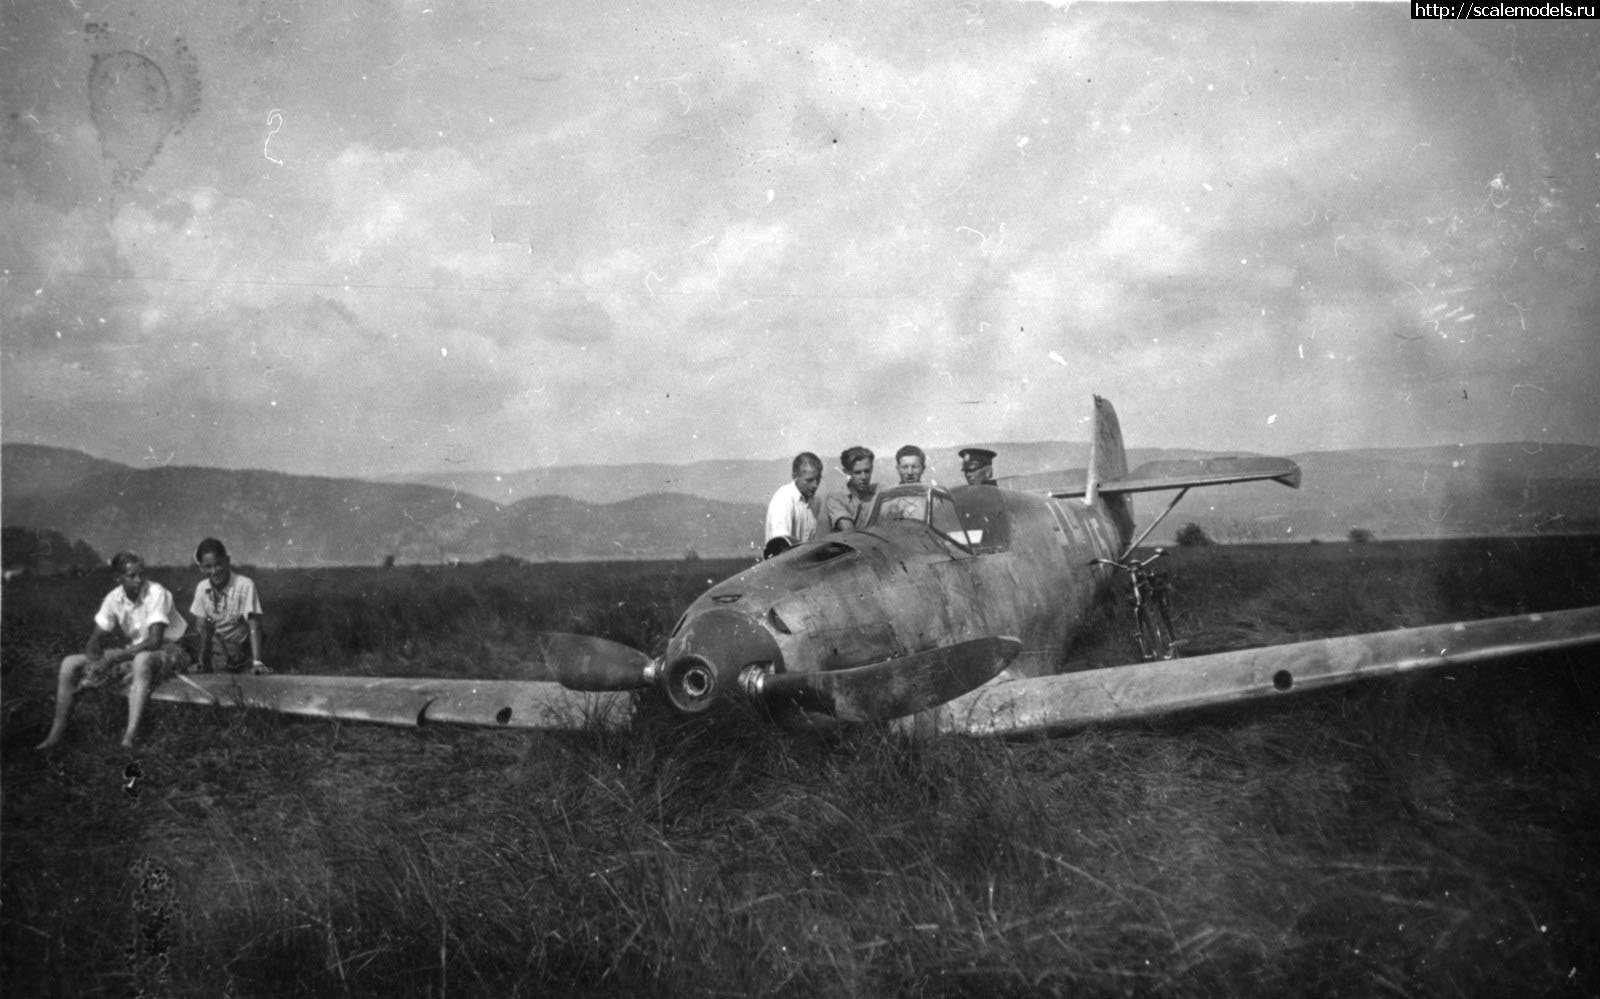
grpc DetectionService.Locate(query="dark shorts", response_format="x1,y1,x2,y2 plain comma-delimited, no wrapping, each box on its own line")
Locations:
78,645,191,691
195,642,253,673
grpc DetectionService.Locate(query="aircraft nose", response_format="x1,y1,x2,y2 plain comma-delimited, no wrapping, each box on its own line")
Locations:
659,607,783,713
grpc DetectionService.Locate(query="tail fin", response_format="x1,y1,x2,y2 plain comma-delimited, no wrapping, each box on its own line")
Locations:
1085,395,1135,551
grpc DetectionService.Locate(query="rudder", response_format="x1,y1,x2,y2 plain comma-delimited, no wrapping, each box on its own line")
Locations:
1086,395,1135,552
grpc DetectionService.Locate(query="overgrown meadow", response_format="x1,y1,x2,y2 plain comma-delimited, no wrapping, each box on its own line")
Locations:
4,538,1599,998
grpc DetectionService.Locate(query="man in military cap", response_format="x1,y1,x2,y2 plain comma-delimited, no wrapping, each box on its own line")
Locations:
960,447,998,485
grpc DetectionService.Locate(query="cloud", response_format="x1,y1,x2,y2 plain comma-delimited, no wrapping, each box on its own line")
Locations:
3,2,1597,478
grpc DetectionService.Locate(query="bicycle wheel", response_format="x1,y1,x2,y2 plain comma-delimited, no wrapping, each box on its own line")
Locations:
1133,604,1162,661
1146,596,1179,660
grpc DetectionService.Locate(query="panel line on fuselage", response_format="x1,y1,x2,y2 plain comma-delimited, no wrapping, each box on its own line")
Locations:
1042,497,1075,554
1045,496,1112,561
1057,499,1087,545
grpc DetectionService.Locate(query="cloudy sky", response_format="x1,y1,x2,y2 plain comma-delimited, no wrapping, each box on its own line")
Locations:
3,1,1597,478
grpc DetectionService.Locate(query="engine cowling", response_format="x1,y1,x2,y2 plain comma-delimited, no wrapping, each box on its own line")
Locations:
658,607,783,713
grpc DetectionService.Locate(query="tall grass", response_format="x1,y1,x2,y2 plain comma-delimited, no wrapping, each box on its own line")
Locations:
252,559,741,674
4,539,1598,997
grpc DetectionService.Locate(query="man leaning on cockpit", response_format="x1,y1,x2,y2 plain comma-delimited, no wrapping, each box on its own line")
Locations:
824,446,877,533
763,452,823,558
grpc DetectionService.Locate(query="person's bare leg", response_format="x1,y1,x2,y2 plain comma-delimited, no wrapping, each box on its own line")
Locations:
36,655,88,749
121,653,156,748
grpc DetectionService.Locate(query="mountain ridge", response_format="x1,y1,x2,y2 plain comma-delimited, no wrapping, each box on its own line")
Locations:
6,441,1598,567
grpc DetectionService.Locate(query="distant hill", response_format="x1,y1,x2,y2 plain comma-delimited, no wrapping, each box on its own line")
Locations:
1168,445,1600,543
4,441,1598,566
379,459,797,508
375,443,1214,507
1,443,129,502
1,449,764,566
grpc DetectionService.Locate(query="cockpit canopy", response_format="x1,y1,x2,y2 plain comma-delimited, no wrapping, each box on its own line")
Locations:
863,485,1011,553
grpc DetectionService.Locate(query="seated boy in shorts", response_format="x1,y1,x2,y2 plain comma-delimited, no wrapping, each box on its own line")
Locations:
36,551,191,749
189,538,268,675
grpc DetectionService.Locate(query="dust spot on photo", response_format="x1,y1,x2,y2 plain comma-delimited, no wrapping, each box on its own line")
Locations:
83,20,203,187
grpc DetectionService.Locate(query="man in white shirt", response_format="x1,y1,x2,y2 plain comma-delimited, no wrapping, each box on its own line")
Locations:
36,551,191,749
763,452,823,558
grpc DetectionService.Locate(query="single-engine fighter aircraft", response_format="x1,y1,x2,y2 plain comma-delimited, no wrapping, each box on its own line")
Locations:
152,397,1600,737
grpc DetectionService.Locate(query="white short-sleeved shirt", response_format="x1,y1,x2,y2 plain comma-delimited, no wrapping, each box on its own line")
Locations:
190,573,262,652
95,580,188,645
764,481,820,545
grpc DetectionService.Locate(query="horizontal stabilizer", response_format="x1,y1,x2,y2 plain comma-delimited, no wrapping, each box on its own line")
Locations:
152,674,632,731
997,468,1089,493
899,606,1600,737
1040,455,1301,498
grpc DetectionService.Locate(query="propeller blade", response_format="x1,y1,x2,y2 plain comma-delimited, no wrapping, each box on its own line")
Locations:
528,632,655,691
756,636,1021,722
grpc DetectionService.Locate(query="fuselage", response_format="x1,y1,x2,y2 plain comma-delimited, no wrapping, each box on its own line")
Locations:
657,483,1129,708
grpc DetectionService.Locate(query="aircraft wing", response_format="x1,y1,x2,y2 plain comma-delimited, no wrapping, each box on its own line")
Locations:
150,634,1021,731
1041,455,1302,497
151,674,632,731
899,605,1600,738
154,607,1598,739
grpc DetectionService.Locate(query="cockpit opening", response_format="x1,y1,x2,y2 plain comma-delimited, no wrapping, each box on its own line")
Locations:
790,540,856,567
951,485,1011,553
864,485,979,551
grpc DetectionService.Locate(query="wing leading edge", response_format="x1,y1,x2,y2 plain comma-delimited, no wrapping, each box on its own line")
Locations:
149,635,1021,731
151,674,632,731
898,605,1600,738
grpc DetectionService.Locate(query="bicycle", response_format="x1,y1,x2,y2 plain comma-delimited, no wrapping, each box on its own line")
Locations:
1089,548,1182,661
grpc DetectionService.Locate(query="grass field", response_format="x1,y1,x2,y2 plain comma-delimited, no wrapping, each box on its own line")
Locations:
4,537,1599,997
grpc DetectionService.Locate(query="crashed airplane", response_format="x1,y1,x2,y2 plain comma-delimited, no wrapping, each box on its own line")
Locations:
154,396,1600,737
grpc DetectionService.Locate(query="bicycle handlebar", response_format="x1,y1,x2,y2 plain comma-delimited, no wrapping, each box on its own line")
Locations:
1088,548,1167,572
